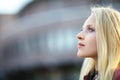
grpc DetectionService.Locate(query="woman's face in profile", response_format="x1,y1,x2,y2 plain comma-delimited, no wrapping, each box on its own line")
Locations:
77,14,97,59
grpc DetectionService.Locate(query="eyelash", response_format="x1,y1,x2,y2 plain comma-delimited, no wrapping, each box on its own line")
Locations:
81,27,95,32
87,27,95,32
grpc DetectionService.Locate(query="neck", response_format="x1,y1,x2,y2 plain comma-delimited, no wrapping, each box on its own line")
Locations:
93,56,98,71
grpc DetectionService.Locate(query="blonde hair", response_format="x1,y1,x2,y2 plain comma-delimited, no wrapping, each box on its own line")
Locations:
80,6,120,80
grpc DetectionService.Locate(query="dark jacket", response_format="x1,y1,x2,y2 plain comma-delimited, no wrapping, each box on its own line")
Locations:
84,67,120,80
113,67,120,80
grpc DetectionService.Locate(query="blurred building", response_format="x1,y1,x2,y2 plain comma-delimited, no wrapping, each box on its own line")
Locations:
0,0,120,80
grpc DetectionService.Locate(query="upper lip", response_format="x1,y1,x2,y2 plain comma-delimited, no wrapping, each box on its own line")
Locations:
78,42,85,46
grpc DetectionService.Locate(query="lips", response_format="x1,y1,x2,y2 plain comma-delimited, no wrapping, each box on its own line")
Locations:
78,42,85,48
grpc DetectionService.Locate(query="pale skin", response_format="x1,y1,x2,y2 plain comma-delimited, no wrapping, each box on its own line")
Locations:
76,13,98,70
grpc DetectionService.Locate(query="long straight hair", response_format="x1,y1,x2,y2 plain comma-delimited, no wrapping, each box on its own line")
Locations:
80,6,120,80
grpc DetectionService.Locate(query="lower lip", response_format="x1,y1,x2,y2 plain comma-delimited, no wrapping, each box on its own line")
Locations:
78,44,84,48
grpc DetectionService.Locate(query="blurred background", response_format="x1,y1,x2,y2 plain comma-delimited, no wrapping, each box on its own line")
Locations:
0,0,120,80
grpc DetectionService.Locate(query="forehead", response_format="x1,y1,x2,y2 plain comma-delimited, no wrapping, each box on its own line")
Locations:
83,13,96,28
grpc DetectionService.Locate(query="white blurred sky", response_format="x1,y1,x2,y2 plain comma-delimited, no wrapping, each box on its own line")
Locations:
0,0,33,14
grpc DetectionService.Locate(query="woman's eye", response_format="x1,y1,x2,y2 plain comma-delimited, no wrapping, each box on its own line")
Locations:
88,28,95,32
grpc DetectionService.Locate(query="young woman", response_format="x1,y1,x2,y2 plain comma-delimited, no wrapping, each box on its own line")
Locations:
77,6,120,80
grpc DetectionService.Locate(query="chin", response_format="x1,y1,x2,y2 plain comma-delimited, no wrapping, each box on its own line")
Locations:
77,52,86,58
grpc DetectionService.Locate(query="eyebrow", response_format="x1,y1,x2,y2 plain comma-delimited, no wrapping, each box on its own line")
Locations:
87,24,94,27
82,24,95,30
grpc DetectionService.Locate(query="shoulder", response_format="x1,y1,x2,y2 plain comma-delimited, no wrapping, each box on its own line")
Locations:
113,67,120,80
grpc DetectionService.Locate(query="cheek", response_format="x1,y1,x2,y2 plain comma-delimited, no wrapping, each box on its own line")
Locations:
90,36,96,47
87,36,97,56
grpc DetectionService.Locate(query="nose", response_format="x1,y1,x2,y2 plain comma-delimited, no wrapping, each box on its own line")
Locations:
76,32,84,40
